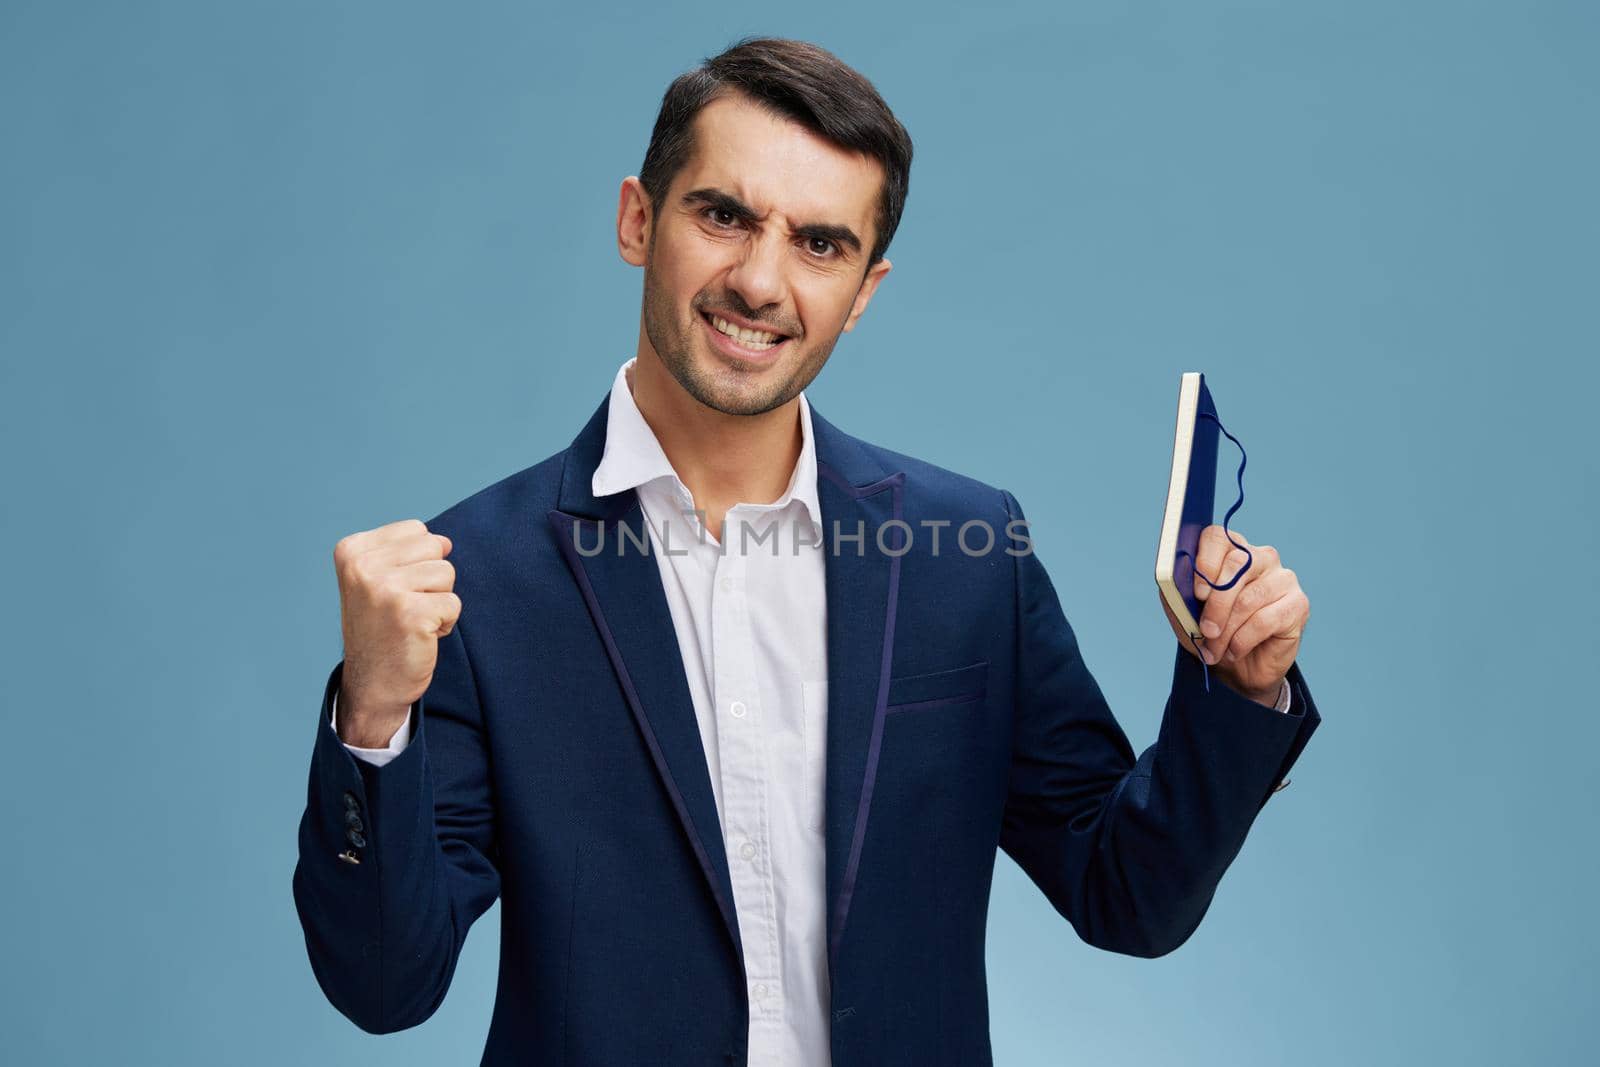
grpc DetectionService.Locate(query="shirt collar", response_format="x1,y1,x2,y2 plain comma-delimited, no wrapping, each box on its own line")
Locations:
591,358,823,537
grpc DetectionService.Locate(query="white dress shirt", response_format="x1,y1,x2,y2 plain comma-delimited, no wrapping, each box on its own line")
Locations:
332,357,1289,1065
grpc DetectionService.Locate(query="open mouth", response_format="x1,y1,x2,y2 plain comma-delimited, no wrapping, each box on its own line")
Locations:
700,310,791,356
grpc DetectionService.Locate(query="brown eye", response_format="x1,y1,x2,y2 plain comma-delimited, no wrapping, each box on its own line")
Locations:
807,237,835,257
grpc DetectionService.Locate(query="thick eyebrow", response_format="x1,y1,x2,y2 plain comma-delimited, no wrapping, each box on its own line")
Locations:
680,187,863,257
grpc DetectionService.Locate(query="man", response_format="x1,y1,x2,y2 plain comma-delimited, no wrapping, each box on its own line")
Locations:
294,36,1319,1067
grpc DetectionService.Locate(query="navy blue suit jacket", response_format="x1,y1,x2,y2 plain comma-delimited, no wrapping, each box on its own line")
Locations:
294,393,1321,1066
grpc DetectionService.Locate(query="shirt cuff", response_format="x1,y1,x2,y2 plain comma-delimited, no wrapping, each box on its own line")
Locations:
331,686,413,767
1273,676,1292,713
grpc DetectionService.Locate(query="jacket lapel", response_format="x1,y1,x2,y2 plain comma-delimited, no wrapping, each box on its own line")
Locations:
547,395,743,967
546,394,908,983
810,407,906,976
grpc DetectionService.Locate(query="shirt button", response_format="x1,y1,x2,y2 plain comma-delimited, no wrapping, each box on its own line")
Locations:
752,983,768,1001
730,700,747,718
739,840,757,860
720,577,733,593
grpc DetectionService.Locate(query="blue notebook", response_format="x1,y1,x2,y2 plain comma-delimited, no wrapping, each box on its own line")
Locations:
1155,372,1224,641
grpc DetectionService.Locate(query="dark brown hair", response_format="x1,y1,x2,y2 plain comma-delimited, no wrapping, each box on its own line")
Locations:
638,36,914,270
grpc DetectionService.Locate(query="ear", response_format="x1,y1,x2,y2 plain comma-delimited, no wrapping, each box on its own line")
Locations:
841,257,892,333
617,177,652,267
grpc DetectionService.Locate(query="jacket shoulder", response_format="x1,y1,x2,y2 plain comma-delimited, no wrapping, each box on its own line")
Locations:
422,448,567,546
851,435,1012,519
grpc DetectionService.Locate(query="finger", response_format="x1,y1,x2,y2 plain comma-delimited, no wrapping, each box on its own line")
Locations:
1214,565,1295,660
413,591,462,637
1193,524,1247,603
398,557,456,593
1198,542,1275,651
335,519,433,567
364,532,453,571
363,518,432,548
1225,592,1304,663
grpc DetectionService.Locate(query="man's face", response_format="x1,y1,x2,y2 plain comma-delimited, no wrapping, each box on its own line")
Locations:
623,93,892,417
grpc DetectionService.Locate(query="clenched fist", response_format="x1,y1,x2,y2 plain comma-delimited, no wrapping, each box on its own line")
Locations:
332,518,460,747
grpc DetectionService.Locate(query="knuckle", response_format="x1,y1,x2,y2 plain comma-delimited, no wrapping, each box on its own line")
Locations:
1230,618,1261,650
345,556,373,588
333,533,365,570
1257,544,1279,567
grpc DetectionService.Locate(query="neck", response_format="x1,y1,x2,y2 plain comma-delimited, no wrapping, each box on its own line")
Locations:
628,349,802,534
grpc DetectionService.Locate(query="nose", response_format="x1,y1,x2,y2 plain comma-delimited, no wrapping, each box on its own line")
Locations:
723,227,787,315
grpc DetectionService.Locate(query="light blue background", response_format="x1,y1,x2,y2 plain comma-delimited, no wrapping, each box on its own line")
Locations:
3,1,1594,1063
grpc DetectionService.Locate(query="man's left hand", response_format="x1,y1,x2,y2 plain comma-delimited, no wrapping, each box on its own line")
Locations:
1159,524,1310,704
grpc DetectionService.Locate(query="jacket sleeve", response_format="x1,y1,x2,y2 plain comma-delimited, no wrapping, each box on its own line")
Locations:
997,489,1320,958
292,616,501,1032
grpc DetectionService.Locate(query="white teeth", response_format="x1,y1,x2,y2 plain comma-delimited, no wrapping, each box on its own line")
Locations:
711,314,782,347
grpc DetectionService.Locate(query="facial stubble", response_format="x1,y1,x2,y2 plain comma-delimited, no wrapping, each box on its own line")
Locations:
640,228,845,418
